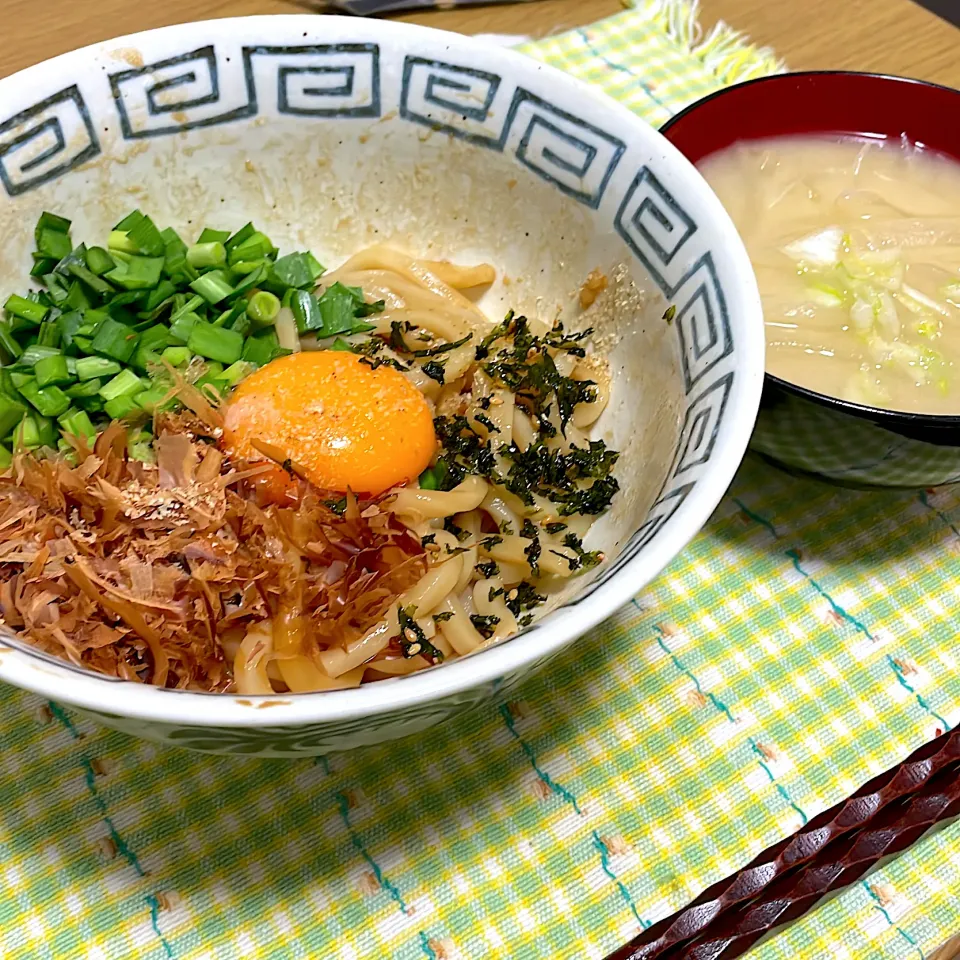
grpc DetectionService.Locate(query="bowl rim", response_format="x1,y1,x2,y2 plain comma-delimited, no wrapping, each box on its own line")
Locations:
661,69,960,429
0,14,765,728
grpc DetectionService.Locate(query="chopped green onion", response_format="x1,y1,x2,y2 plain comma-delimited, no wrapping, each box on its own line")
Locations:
108,301,142,328
0,393,27,437
0,369,19,398
0,212,354,459
125,214,165,257
4,294,48,324
52,244,87,274
217,360,256,388
225,222,256,251
227,263,268,299
72,395,104,414
13,415,41,449
105,255,164,291
159,226,183,248
113,211,143,232
108,230,137,255
75,356,121,381
85,246,116,276
62,281,90,313
79,309,107,334
197,228,230,245
4,316,33,335
187,242,227,270
129,345,162,373
142,279,177,313
65,262,114,296
35,415,57,448
19,379,71,417
291,289,323,333
66,379,103,399
30,258,57,280
419,466,440,490
19,345,62,367
162,228,195,281
40,273,70,304
139,325,171,352
315,282,378,337
61,287,90,317
56,311,83,351
34,355,73,388
187,320,243,365
0,325,21,361
133,384,176,414
169,312,200,344
171,294,204,321
247,290,280,328
270,251,324,290
58,408,96,441
103,395,140,420
36,228,73,262
190,270,233,304
35,212,71,240
90,317,140,363
37,321,61,349
160,345,191,367
304,252,324,281
99,369,143,402
132,315,162,332
241,333,279,367
230,259,268,276
228,232,274,265
214,299,247,328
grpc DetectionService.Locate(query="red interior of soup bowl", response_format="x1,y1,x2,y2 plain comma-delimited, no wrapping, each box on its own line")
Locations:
661,71,960,441
660,72,960,164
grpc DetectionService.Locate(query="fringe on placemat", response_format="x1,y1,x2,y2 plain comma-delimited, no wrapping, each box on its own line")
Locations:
625,0,786,82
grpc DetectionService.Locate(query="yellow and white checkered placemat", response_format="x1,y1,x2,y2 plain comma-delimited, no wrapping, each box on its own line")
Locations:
2,2,959,958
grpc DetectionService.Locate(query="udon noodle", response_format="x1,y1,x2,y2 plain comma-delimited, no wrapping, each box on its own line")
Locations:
232,246,614,693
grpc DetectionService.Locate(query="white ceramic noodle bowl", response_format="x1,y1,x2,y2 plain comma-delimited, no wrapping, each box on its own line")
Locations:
0,16,763,756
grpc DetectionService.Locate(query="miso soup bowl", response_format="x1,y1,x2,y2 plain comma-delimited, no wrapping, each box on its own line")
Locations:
662,71,960,489
0,16,765,756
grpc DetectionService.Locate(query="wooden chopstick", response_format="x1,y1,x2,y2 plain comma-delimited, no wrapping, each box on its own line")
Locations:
607,726,960,960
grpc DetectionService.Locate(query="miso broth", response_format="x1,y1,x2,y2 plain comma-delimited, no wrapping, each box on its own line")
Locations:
699,136,960,414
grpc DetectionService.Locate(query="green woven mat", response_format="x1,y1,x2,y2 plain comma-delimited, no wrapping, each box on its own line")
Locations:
3,2,960,958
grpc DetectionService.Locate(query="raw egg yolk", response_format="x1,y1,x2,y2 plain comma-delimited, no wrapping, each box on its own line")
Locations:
222,351,436,497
